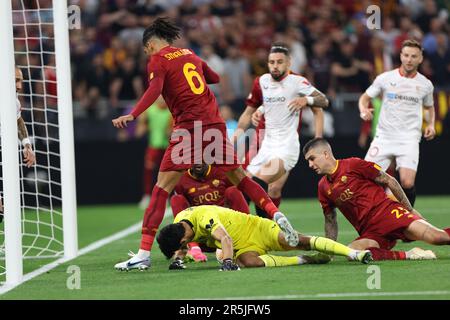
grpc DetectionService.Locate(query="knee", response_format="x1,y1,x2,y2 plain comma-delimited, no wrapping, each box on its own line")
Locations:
399,177,415,189
238,256,265,268
224,186,239,198
268,184,282,198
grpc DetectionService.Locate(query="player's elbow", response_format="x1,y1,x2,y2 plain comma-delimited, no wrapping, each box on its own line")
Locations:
322,96,329,108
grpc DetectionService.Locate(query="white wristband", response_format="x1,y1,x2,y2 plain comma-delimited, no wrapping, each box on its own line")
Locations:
22,138,31,147
306,96,314,106
256,106,265,114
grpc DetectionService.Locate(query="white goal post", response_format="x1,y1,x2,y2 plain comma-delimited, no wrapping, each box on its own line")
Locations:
0,0,77,289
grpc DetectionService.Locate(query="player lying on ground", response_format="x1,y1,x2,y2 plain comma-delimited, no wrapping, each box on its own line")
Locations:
157,205,373,270
171,163,250,262
303,138,450,260
112,18,298,271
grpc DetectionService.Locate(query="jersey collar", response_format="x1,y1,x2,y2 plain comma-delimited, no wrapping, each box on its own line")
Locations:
398,67,417,79
327,160,340,181
187,165,212,180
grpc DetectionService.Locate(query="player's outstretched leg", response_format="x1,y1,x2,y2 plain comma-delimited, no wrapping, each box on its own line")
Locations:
115,170,183,271
226,167,299,246
280,233,373,264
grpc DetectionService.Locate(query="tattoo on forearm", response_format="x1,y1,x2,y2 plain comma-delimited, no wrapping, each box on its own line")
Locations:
375,171,413,211
324,209,338,240
17,117,29,142
311,91,329,108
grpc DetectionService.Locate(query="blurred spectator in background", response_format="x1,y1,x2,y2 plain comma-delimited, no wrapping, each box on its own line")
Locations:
306,41,333,97
200,44,228,105
426,32,450,90
331,39,372,93
109,57,144,110
222,45,252,112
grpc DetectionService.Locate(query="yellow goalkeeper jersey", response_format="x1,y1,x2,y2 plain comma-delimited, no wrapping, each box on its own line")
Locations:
173,205,262,250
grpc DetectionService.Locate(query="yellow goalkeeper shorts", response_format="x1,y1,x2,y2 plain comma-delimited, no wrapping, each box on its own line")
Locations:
234,217,283,258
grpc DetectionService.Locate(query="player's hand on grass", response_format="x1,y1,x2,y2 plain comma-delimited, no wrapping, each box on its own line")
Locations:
112,114,135,129
220,258,240,271
288,97,308,113
23,146,36,168
169,257,186,270
423,125,436,141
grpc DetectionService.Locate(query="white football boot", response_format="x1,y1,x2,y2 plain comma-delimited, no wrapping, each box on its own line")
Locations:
349,250,373,264
114,251,151,271
406,247,437,260
274,212,299,247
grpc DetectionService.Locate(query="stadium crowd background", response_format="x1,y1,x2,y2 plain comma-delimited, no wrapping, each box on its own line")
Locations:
69,0,450,140
12,0,450,142
8,0,450,203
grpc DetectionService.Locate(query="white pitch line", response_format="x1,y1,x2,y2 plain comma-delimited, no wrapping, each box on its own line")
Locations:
0,206,174,295
207,290,450,300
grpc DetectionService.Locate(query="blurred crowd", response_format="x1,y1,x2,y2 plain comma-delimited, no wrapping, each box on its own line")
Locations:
12,0,450,139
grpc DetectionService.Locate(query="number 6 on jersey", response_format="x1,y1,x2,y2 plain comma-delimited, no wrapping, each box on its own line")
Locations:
183,62,205,94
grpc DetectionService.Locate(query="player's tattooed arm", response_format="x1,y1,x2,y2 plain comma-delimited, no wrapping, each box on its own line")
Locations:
309,90,329,108
17,117,29,142
374,171,413,211
324,209,338,241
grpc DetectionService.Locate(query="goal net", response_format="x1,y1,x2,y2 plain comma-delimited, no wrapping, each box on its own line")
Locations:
0,0,77,288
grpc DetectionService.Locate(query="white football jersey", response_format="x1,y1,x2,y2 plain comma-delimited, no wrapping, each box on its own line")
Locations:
366,68,434,142
247,73,316,142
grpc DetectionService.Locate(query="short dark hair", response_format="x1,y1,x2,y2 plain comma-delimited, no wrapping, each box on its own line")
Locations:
156,223,185,259
302,137,331,156
142,17,181,46
401,39,423,52
270,42,290,56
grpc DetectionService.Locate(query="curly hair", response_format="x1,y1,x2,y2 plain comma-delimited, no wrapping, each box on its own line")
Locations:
156,223,186,259
142,17,181,46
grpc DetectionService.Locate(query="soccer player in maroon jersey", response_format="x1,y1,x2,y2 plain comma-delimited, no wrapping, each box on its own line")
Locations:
111,18,296,271
171,163,249,262
303,138,450,261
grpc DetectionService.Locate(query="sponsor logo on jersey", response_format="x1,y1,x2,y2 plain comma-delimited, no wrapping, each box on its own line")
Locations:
264,96,286,103
386,92,419,103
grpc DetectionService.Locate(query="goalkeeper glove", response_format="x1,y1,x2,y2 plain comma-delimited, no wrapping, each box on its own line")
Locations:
169,258,186,270
220,258,240,271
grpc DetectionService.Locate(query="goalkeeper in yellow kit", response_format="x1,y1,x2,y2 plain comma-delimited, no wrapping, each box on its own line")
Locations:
157,205,372,271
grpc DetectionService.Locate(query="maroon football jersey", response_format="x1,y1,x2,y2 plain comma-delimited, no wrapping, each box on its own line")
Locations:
174,165,233,206
131,46,224,129
318,157,399,233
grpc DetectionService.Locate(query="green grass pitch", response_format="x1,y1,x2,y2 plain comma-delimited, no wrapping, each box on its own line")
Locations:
1,196,450,300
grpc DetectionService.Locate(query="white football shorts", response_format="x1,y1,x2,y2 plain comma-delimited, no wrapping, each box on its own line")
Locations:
246,136,300,176
365,137,420,172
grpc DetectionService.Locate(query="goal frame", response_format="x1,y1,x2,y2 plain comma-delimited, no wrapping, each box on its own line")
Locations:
0,0,78,288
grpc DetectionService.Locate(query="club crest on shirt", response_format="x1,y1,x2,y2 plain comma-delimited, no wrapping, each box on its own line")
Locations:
341,176,347,183
212,179,220,187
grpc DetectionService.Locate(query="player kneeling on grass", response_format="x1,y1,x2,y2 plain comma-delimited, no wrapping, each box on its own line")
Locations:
156,205,372,271
303,138,450,261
